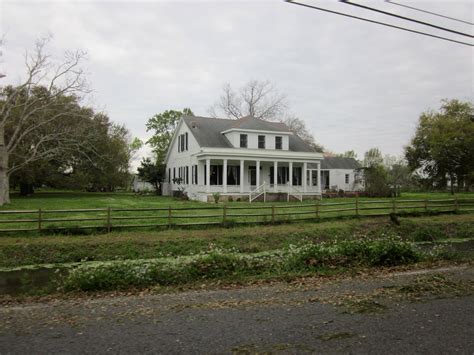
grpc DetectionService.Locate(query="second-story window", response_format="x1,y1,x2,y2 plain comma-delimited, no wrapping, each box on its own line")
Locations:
240,134,248,148
275,136,282,150
258,135,265,149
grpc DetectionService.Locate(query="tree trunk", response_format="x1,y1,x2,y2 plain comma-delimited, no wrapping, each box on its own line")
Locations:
0,125,10,206
449,173,455,195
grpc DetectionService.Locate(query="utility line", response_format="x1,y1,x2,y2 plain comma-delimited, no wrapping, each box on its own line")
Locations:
285,0,473,47
386,0,474,26
341,0,473,38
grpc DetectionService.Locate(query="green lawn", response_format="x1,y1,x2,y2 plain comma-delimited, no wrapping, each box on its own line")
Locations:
0,191,472,234
1,213,473,269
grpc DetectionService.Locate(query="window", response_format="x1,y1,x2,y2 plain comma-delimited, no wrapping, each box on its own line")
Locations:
173,167,176,180
240,134,248,148
186,166,189,184
168,168,171,183
194,165,198,184
178,133,189,152
210,165,223,185
258,135,265,149
270,166,289,184
345,174,350,184
292,167,302,186
275,136,282,150
227,166,240,185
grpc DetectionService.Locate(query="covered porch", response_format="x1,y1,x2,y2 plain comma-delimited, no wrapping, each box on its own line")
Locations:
196,157,322,200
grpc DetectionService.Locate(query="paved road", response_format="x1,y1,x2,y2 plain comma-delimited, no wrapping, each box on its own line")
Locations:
1,266,473,354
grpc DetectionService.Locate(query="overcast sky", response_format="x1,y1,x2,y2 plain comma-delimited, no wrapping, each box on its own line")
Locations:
1,0,473,168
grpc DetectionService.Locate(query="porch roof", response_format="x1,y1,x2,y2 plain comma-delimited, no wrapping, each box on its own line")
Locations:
193,147,323,162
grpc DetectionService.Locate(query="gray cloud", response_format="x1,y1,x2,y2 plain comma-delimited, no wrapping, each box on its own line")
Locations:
2,0,473,165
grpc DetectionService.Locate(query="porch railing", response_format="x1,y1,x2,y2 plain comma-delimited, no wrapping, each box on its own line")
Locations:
287,182,303,202
249,182,266,203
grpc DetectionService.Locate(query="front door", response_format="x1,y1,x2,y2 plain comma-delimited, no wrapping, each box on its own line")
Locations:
249,166,256,186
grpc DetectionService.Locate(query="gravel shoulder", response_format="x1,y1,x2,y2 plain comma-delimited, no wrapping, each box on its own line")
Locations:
1,265,473,354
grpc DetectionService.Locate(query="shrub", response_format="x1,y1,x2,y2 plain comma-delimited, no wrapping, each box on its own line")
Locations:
61,238,420,292
212,192,220,204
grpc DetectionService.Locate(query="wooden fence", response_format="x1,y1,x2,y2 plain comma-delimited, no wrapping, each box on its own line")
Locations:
0,197,473,234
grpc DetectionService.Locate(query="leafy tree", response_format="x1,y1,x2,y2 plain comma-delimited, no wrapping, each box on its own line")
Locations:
363,148,383,168
0,37,90,205
362,147,391,197
68,114,137,192
137,158,165,194
405,99,474,193
146,108,193,164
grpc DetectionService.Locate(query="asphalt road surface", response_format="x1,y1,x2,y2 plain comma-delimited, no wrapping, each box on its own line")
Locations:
1,266,473,354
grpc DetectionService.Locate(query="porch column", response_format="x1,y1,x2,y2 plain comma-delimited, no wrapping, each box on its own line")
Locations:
256,160,260,186
303,162,307,193
223,159,227,193
289,162,293,187
240,159,244,193
273,161,278,192
206,159,210,193
317,161,321,194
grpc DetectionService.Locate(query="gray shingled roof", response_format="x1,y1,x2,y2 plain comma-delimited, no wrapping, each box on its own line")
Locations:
183,116,315,153
321,157,361,170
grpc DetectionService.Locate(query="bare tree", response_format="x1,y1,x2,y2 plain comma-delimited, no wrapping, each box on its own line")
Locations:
282,115,324,152
0,36,90,205
209,80,287,120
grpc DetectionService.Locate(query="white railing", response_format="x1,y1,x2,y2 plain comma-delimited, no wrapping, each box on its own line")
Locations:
287,182,303,202
249,182,266,203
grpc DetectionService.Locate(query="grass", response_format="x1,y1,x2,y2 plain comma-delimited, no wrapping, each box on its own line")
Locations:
0,191,473,234
1,214,473,269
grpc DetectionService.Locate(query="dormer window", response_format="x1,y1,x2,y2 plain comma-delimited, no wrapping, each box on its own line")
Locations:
258,135,265,149
275,136,282,150
240,134,248,148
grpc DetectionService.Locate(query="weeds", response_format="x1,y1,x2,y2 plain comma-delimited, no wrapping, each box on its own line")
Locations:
62,238,420,292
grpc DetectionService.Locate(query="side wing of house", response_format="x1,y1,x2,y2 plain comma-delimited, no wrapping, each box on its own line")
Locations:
163,119,202,199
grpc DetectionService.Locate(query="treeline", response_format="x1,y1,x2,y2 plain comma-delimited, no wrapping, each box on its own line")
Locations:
335,99,474,196
0,38,140,202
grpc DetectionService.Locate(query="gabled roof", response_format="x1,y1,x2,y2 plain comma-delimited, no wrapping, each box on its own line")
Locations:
183,116,315,152
321,157,361,170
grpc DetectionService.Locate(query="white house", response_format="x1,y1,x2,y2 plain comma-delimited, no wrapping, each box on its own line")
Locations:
162,116,324,202
320,157,364,192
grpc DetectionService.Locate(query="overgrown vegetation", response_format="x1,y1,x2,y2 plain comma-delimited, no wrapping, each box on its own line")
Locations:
61,237,420,291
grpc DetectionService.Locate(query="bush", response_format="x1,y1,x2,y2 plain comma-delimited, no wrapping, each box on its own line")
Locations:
62,238,420,292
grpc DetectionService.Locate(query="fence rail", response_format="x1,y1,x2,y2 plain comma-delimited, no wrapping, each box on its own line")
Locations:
0,197,473,234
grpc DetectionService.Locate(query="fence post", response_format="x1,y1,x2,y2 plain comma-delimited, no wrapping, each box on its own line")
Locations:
223,204,227,225
355,195,359,217
271,205,275,224
424,199,428,214
38,208,42,232
454,197,459,213
315,201,320,219
106,207,111,233
168,206,172,229
392,199,396,214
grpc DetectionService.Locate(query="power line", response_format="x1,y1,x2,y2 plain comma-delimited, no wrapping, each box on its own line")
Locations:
386,0,474,26
285,0,474,47
341,0,473,38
